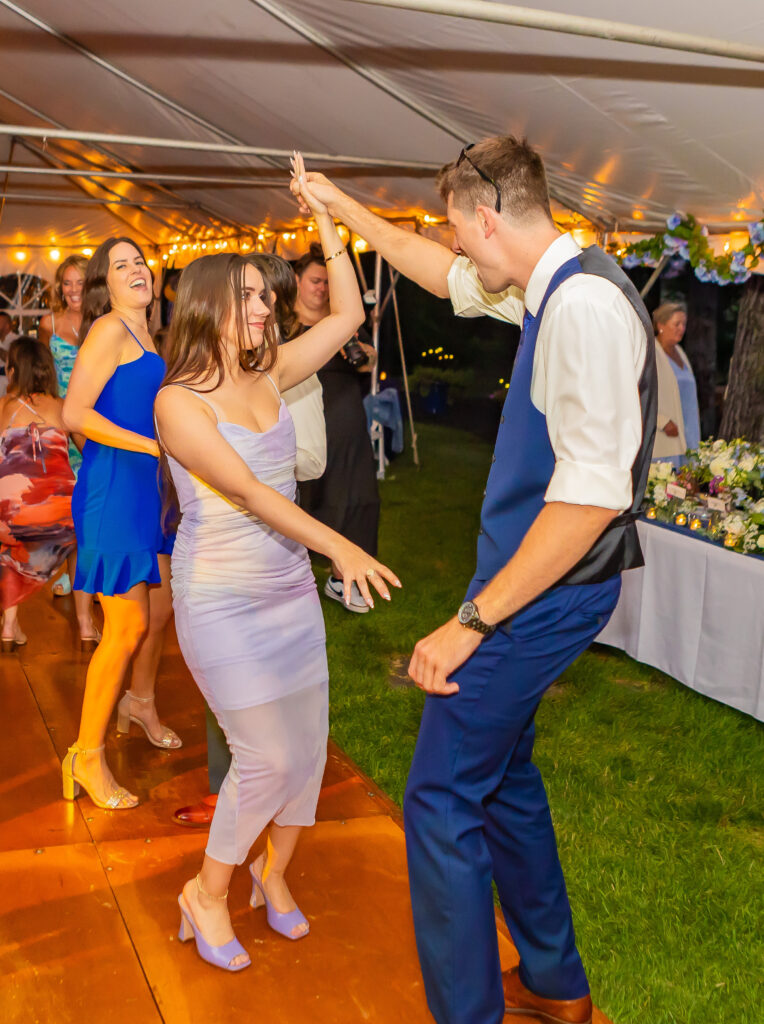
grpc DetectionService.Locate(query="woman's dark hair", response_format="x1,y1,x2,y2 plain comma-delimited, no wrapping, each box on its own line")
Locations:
158,253,278,530
248,253,300,341
292,241,325,279
81,237,153,338
6,336,59,398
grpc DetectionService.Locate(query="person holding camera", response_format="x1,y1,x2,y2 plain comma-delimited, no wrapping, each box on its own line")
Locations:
293,243,380,614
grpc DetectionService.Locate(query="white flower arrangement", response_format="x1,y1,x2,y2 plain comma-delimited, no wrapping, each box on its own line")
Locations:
644,439,764,556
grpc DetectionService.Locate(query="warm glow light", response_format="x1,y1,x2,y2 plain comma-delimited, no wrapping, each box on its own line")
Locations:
283,232,290,241
162,254,168,261
724,242,730,252
428,348,433,354
192,243,199,251
242,243,250,251
258,234,265,242
307,225,314,232
380,371,387,381
147,258,157,267
82,248,93,256
202,243,207,250
632,210,644,221
354,238,368,252
214,243,221,250
14,250,26,262
222,240,228,248
421,351,426,357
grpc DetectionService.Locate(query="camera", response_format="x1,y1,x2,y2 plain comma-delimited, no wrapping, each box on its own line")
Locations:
343,337,369,368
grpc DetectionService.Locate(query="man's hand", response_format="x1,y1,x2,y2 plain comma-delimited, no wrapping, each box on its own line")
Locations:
290,169,344,219
408,617,483,696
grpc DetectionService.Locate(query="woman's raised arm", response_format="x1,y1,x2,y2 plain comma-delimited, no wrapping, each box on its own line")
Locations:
276,154,365,392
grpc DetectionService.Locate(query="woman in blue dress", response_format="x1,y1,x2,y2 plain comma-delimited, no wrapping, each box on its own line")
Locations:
61,238,180,812
38,255,98,644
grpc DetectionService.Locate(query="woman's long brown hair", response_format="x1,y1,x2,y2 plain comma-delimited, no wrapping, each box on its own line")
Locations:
158,253,279,531
81,237,153,339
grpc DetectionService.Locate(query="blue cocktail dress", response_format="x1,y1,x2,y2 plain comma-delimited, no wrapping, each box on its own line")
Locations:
72,320,173,595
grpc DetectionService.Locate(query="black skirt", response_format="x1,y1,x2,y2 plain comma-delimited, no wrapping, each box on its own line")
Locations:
299,351,380,557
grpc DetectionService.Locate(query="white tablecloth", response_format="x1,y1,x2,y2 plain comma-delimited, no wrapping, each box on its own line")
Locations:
597,520,764,721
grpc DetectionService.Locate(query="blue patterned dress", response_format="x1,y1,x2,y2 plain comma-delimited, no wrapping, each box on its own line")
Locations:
49,312,82,476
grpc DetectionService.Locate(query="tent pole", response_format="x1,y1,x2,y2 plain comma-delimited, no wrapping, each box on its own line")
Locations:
0,125,438,171
0,165,304,187
390,278,420,467
639,255,670,300
345,0,764,64
370,253,386,480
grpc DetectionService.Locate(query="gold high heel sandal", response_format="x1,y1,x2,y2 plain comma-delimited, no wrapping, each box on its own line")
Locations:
61,744,139,810
116,691,183,750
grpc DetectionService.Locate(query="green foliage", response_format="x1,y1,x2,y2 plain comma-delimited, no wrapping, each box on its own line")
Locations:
322,421,764,1024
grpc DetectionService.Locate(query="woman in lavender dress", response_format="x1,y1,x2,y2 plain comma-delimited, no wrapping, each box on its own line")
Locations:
155,156,400,972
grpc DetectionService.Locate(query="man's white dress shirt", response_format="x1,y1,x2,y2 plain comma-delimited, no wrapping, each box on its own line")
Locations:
447,233,647,512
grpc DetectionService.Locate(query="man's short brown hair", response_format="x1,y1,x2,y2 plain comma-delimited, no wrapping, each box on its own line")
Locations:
437,136,552,223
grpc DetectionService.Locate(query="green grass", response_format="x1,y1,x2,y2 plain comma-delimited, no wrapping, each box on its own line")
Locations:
321,421,764,1024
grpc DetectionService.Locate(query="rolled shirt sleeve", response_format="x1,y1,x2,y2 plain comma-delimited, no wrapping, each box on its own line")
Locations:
447,255,524,324
541,286,645,511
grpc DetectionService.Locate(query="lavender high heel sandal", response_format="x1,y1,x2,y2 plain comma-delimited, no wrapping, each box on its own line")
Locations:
249,860,309,941
177,880,251,972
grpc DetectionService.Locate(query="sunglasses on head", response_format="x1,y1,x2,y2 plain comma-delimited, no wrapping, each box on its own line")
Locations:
456,144,502,213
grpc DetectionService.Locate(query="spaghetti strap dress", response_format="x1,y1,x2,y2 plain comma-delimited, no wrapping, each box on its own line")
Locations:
162,377,328,865
0,398,76,609
72,320,173,596
49,310,83,476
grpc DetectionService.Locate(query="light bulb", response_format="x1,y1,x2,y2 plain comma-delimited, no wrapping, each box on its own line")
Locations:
14,250,26,262
49,249,61,261
82,248,93,257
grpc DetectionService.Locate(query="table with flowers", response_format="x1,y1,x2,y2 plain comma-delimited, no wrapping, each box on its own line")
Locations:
597,440,764,722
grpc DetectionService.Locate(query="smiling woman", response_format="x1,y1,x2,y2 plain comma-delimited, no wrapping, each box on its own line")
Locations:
60,237,181,814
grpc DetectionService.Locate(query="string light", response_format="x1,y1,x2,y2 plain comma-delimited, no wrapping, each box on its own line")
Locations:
147,258,157,267
14,250,26,262
82,248,93,256
49,249,60,261
162,254,168,261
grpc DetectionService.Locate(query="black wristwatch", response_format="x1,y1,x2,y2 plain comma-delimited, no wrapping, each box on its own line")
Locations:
457,600,496,636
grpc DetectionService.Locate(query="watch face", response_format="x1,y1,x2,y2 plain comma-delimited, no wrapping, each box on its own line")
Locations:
458,601,476,625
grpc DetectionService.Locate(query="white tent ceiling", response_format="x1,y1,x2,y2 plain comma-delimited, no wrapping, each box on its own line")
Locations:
1,0,763,276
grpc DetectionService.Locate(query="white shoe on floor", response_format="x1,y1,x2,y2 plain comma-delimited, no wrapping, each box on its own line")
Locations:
323,576,370,614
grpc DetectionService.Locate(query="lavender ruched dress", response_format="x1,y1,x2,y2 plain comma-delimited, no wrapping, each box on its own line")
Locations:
163,376,329,866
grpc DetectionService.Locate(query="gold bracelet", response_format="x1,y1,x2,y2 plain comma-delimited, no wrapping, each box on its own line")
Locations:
324,247,347,262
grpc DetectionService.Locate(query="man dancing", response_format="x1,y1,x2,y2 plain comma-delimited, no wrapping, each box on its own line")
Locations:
291,137,656,1024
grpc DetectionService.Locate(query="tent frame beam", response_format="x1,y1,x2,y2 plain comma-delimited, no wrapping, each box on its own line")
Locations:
346,0,764,64
0,124,438,171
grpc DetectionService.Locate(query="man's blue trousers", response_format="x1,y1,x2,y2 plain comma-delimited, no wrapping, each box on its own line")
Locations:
403,576,621,1024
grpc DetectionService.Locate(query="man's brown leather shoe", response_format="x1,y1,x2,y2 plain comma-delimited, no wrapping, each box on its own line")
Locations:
172,794,217,828
503,967,592,1024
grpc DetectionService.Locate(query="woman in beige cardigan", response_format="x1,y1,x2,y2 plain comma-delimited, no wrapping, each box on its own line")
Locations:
652,302,700,466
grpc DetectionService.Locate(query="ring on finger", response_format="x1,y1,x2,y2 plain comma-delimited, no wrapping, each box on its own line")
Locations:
366,568,377,579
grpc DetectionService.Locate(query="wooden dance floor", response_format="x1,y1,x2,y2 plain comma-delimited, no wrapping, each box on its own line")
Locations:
0,587,612,1024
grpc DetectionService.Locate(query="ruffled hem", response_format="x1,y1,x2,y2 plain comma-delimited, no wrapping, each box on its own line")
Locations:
74,548,161,596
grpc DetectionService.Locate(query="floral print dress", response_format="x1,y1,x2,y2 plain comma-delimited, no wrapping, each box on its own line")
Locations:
0,397,76,610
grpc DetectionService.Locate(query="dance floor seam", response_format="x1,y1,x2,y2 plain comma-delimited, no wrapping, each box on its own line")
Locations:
0,590,611,1023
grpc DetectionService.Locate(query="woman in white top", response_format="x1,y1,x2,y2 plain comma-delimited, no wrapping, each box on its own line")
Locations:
652,302,701,466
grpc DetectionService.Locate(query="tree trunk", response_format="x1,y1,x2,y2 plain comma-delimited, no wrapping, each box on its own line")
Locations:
719,275,764,442
685,276,718,438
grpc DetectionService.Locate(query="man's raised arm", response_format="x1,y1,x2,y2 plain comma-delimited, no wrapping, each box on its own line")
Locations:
290,170,456,299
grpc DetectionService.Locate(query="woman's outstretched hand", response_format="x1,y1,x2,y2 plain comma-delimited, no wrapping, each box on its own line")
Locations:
289,153,342,218
289,152,329,218
328,539,402,610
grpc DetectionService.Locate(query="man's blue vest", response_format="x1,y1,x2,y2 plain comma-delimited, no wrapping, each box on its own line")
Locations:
475,245,657,586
